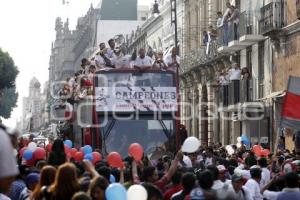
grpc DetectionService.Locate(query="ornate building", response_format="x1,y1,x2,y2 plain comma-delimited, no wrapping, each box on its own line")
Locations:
22,77,48,132
181,0,296,150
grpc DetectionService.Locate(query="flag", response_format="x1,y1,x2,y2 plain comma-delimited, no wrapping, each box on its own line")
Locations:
281,76,300,130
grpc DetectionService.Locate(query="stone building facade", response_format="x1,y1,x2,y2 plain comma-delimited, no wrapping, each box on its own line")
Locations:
181,0,299,150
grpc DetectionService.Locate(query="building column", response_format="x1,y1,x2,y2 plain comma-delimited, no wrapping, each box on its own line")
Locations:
197,84,203,140
207,84,215,145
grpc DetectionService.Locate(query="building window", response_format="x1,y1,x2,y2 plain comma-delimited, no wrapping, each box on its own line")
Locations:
141,17,147,21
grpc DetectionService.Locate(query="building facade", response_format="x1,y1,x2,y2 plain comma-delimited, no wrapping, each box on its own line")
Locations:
181,0,300,150
126,0,183,55
22,77,48,132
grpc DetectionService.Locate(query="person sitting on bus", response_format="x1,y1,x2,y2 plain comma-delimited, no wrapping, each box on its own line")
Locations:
107,38,115,58
164,47,180,70
152,51,167,70
111,46,131,68
80,58,90,75
95,43,114,69
133,48,153,71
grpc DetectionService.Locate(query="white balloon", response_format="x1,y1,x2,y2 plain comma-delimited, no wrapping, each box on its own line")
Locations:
236,142,242,148
226,145,234,155
127,184,147,200
181,137,200,153
28,142,37,151
237,137,242,142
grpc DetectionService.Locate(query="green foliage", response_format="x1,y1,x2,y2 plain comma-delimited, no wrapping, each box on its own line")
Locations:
0,48,19,90
0,87,18,119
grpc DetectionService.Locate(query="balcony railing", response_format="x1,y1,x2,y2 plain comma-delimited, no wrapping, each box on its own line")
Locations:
259,1,284,35
181,44,219,74
217,22,236,47
219,79,253,106
239,11,253,37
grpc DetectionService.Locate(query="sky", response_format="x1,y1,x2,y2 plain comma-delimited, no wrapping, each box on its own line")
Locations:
0,0,152,128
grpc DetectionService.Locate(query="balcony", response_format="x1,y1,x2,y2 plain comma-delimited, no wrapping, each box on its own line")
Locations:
259,1,284,36
239,11,265,45
218,11,265,53
181,44,219,74
219,79,253,107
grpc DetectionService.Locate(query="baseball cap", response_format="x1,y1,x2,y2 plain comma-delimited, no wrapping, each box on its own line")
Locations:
25,173,40,185
0,129,19,178
217,165,227,173
231,172,243,182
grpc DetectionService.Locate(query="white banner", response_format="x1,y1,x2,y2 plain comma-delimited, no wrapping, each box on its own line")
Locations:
95,87,178,112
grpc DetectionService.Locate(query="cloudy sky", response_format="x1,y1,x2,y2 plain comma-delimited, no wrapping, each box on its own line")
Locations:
0,0,152,128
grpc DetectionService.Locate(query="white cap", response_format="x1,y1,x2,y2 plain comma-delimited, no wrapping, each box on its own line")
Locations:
0,129,19,178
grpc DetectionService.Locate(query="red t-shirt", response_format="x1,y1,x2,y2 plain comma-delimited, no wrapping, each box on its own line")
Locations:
163,184,183,200
155,175,170,190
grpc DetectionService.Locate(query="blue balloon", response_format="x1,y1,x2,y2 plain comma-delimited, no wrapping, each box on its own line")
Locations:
23,149,33,160
105,183,127,200
84,153,93,162
110,174,116,183
241,135,250,145
64,140,73,148
83,145,92,155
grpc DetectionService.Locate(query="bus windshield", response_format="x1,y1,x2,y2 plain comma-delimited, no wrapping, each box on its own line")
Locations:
101,118,175,156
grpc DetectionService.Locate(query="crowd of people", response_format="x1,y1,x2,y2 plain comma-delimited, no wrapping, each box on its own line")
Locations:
1,124,300,200
57,38,180,105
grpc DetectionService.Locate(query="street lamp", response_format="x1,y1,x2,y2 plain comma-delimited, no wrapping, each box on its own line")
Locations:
152,0,160,17
171,0,178,55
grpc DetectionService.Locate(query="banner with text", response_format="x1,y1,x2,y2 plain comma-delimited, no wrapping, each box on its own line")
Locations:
95,87,178,112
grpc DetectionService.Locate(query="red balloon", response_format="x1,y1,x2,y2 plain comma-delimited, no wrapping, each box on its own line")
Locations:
46,144,52,152
26,158,35,166
64,144,71,154
107,152,123,168
19,147,27,157
128,143,144,161
252,145,262,156
74,152,84,162
92,152,102,164
71,148,78,157
33,147,46,160
261,149,270,157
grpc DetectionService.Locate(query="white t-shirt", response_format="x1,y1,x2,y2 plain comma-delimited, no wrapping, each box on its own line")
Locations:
228,68,241,80
111,54,132,68
260,167,271,189
95,54,106,69
0,194,11,200
164,54,180,66
244,179,264,200
219,75,229,85
226,184,252,200
263,190,281,200
0,129,19,179
133,56,153,68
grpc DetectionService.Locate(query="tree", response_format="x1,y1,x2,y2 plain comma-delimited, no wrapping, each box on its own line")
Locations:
0,48,19,90
0,48,19,119
0,87,18,119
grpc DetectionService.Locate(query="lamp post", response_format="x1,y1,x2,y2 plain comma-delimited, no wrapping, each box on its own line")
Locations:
152,0,160,17
171,0,178,55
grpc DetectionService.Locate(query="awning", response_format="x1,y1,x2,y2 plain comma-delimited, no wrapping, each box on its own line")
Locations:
256,90,286,101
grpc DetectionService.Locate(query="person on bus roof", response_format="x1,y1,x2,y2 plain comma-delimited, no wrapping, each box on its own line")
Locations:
133,48,154,71
164,47,180,69
107,38,116,58
95,43,114,69
111,46,131,68
153,51,167,70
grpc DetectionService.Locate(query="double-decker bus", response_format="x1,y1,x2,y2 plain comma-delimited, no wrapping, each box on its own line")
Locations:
78,68,180,156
